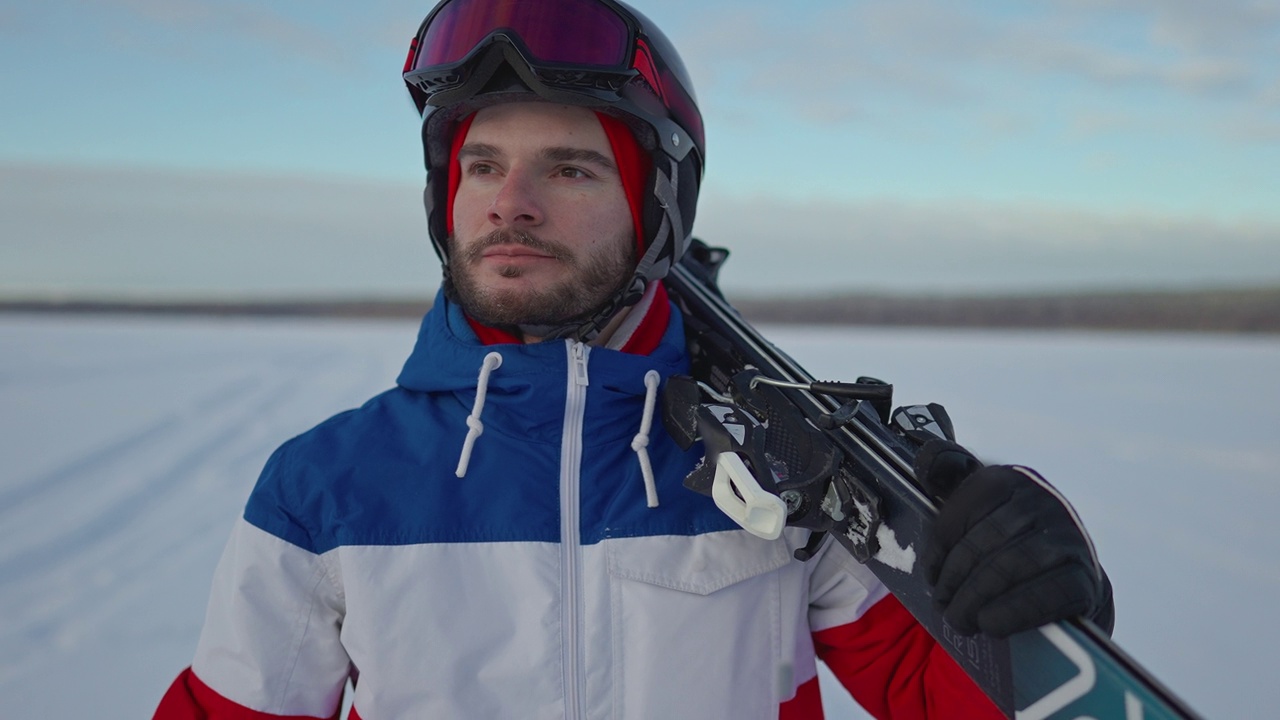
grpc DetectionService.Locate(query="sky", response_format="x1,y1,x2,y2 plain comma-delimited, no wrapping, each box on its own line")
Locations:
2,0,1279,299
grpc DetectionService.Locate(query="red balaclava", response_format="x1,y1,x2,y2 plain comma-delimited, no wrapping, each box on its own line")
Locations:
446,108,669,353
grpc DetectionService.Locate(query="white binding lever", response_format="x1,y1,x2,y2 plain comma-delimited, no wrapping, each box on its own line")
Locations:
712,452,787,540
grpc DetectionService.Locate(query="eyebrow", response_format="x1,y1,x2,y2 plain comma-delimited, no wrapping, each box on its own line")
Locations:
458,143,617,172
457,142,501,162
541,146,617,171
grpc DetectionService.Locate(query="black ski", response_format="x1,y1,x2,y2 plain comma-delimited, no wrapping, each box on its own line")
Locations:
662,242,1202,720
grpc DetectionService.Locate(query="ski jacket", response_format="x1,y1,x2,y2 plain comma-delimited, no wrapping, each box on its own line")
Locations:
155,289,999,720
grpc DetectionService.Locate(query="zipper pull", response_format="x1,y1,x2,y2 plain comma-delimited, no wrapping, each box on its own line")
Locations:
570,341,590,386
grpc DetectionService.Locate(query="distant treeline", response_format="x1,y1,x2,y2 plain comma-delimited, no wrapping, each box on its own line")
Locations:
732,287,1280,333
4,286,1280,333
0,298,434,320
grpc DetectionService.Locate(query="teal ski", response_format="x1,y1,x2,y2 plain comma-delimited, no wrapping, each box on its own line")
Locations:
662,242,1202,720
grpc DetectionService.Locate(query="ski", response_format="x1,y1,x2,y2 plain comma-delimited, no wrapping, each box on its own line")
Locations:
662,241,1202,720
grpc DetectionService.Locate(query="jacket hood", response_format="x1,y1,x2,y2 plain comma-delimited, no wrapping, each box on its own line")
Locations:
397,288,689,400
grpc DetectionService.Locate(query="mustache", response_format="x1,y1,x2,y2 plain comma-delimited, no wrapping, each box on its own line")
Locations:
458,229,574,264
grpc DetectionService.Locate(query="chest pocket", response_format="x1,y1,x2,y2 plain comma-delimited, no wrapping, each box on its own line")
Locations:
604,529,800,719
607,528,792,593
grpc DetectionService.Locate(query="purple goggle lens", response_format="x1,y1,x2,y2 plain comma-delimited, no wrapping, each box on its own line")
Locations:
410,0,633,72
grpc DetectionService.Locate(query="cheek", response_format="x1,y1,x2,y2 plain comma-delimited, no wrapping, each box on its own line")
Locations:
596,191,635,247
451,186,489,236
574,188,631,237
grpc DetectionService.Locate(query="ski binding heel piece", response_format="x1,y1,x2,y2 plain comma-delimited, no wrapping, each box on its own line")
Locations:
711,452,787,539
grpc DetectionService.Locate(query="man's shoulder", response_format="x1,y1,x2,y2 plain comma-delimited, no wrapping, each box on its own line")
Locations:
246,389,423,492
239,387,418,551
279,386,408,457
242,379,564,552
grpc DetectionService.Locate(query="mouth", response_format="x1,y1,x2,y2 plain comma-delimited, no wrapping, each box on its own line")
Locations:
481,244,557,260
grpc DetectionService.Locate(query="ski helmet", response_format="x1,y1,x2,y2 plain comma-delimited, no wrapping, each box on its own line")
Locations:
403,0,705,340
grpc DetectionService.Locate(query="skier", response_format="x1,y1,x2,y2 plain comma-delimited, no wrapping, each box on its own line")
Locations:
155,1,1114,718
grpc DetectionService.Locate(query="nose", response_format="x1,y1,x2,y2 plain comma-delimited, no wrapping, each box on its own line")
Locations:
488,168,543,228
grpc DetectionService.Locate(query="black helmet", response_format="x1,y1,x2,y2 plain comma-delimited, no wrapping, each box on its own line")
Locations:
403,0,705,340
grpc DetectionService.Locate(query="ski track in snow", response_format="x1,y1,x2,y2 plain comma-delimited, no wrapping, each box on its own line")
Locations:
0,373,298,628
3,315,1278,720
0,315,414,718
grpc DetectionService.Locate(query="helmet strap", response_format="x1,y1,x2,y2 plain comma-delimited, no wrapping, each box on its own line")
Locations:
633,157,683,285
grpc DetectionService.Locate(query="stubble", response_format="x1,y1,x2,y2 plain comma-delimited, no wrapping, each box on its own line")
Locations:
447,228,636,328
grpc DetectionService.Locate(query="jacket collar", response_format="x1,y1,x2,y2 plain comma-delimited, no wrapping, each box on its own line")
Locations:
396,286,688,399
462,281,672,355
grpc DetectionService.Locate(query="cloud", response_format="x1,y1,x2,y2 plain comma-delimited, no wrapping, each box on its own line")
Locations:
66,0,418,69
694,190,1280,296
1069,111,1134,137
0,162,438,299
3,160,1278,300
1263,77,1280,106
1218,116,1280,143
0,8,22,31
1138,0,1280,54
679,2,983,116
994,32,1244,96
677,0,1278,138
1165,58,1252,95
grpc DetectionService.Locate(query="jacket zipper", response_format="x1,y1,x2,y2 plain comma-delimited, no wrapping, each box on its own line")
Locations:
561,340,590,719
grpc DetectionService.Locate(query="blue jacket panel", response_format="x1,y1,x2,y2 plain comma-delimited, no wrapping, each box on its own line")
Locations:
243,289,738,554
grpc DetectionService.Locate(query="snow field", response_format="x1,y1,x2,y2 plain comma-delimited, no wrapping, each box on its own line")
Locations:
2,315,1276,719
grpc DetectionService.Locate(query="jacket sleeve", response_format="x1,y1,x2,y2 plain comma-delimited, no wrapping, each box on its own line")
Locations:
154,446,350,720
807,546,1002,720
155,666,342,720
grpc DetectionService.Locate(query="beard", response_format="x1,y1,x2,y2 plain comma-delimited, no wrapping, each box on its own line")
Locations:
446,227,637,329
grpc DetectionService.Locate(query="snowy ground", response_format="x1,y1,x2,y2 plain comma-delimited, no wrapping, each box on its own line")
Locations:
2,313,1277,719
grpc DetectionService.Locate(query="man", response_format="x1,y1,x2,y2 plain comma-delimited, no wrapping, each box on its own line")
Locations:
155,1,1113,718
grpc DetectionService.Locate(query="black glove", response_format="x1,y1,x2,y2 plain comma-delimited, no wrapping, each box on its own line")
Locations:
916,439,1115,638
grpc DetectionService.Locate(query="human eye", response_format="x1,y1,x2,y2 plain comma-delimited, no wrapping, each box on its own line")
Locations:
466,161,497,176
556,166,591,179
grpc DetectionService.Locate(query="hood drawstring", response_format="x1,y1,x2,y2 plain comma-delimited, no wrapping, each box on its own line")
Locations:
632,370,662,508
455,352,664,510
456,351,503,478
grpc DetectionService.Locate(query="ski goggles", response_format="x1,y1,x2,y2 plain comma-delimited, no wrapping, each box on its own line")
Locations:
403,0,703,158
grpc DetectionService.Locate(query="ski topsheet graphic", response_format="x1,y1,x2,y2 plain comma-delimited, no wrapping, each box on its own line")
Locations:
661,242,1201,720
